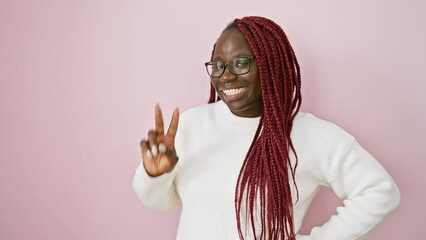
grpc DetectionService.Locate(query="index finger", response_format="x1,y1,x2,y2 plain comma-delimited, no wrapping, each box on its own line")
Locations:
166,107,180,137
155,104,165,135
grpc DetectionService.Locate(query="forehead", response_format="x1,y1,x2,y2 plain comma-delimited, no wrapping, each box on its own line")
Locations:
213,29,253,59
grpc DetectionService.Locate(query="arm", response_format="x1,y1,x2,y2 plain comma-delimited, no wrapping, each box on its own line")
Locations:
299,138,401,240
132,163,180,210
133,104,181,210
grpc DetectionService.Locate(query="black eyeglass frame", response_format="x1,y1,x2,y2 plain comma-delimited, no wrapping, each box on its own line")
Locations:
204,56,256,78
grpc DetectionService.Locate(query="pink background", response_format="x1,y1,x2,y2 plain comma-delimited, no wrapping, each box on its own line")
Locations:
1,0,425,239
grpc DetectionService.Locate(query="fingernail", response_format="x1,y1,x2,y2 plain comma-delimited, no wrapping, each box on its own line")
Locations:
151,144,158,157
146,150,152,159
159,143,166,153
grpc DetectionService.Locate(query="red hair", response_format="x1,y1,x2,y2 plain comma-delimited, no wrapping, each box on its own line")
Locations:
208,16,302,239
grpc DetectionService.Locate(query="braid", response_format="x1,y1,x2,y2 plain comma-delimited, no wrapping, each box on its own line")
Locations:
208,16,302,239
229,16,300,239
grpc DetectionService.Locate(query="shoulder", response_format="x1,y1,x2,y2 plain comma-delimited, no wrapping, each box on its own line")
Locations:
174,102,222,157
175,101,221,137
178,102,220,127
180,102,218,120
293,112,353,141
292,112,357,181
292,112,355,160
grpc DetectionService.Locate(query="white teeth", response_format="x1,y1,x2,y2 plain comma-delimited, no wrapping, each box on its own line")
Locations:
222,87,247,96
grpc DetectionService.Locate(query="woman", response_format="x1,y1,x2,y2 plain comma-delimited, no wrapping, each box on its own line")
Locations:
133,16,400,240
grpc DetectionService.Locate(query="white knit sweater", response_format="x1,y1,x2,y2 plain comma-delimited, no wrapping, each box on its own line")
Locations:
133,100,400,240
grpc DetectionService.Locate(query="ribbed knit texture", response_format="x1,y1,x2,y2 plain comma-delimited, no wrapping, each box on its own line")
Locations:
133,101,400,240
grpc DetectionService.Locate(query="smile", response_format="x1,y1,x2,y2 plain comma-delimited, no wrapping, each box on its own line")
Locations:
222,87,248,96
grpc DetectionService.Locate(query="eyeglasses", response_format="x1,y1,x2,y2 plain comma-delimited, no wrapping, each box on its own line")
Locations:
205,56,256,78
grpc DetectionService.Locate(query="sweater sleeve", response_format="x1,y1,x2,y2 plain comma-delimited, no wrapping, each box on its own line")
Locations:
132,163,180,210
298,138,401,240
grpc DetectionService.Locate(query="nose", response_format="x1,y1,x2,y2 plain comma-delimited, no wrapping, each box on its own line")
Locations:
220,67,237,82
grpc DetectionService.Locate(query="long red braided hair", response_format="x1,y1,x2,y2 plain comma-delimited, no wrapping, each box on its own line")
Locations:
208,16,302,239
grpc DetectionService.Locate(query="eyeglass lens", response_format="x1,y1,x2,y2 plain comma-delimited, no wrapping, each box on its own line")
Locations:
206,57,252,77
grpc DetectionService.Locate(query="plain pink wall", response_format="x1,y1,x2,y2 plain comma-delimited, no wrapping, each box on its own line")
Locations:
1,0,425,239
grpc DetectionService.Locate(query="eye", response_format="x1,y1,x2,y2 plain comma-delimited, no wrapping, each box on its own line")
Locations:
213,62,224,70
233,57,250,68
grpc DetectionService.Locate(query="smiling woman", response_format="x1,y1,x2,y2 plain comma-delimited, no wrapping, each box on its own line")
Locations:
133,16,400,240
208,28,262,118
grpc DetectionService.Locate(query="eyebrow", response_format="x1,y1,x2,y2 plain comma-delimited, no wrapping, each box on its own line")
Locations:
211,55,253,62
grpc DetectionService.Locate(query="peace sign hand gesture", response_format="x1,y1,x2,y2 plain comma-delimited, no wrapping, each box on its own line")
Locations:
140,104,180,177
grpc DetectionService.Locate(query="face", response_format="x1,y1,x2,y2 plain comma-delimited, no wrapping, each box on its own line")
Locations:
211,29,263,118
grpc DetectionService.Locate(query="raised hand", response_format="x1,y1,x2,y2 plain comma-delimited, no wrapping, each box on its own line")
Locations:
140,104,180,177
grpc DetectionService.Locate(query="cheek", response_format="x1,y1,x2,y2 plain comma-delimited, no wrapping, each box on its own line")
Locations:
255,81,262,100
